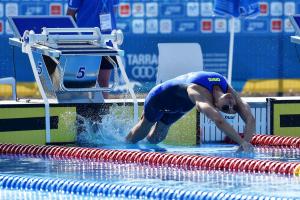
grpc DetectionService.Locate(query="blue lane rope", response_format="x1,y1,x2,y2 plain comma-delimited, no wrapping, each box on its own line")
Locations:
0,174,289,200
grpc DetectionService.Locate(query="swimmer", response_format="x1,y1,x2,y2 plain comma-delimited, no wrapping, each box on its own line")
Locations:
126,71,255,152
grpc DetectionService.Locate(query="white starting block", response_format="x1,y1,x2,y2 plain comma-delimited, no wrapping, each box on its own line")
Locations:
7,16,138,143
8,16,133,103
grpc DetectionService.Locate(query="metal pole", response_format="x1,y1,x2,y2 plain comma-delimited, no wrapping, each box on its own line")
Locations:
227,17,235,85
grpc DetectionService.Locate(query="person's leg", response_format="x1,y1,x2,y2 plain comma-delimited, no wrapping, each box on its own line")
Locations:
146,121,170,144
126,114,155,143
127,85,163,143
98,68,111,99
98,56,118,99
146,112,185,144
42,55,60,89
42,55,58,75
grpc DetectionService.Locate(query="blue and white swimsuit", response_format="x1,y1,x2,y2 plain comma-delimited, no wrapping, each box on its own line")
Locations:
144,71,228,125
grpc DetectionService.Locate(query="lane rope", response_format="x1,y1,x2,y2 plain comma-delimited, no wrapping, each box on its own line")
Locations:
1,144,300,176
0,174,286,200
225,134,300,148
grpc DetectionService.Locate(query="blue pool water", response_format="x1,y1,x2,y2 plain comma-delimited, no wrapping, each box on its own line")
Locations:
0,144,300,199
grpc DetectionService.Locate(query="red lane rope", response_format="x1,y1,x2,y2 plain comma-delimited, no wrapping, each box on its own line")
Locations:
0,144,300,176
224,134,300,148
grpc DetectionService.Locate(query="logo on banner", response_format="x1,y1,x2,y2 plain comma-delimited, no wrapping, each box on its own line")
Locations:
215,19,227,33
201,19,212,33
229,18,241,33
162,4,184,17
244,20,267,32
131,66,156,79
22,4,46,15
284,2,295,16
132,3,144,17
201,2,213,17
270,2,283,16
119,3,131,17
0,21,3,35
0,3,3,17
146,2,158,17
127,54,158,80
284,18,294,33
175,21,197,33
271,19,282,33
50,3,62,15
132,19,144,34
160,19,172,34
187,2,199,17
5,3,18,16
259,2,268,16
146,19,158,34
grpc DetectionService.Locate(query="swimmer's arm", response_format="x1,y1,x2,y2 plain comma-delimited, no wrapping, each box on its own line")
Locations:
187,86,244,145
228,86,256,142
197,102,245,145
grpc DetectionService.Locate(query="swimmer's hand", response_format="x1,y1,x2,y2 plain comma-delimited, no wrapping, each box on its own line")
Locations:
236,141,254,153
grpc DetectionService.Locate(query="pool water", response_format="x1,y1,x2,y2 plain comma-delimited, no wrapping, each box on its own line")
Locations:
0,189,109,200
0,144,300,199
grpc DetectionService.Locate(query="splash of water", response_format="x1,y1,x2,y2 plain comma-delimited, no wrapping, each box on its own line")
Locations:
76,103,135,147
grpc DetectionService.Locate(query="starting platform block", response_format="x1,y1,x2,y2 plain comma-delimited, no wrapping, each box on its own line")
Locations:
8,16,131,103
5,16,138,144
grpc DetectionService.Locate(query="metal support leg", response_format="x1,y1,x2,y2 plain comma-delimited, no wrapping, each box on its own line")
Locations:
23,44,51,143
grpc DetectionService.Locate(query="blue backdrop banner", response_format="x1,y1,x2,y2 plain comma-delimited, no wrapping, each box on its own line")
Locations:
0,0,299,92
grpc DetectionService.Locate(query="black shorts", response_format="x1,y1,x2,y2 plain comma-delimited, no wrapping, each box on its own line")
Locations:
100,56,118,70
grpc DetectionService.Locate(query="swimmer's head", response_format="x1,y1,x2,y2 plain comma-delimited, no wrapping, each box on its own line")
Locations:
215,93,238,114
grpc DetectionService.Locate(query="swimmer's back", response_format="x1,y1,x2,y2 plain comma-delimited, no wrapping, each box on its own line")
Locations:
159,71,228,93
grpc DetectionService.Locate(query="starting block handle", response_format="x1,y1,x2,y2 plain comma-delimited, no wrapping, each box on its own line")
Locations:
42,27,101,34
23,27,124,46
42,28,123,45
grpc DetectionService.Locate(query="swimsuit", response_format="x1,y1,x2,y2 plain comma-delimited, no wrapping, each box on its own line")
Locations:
144,71,228,125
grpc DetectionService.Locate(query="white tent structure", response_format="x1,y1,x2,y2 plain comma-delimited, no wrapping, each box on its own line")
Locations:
156,43,204,84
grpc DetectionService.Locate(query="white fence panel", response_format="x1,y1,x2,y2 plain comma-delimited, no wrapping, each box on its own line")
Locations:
199,100,269,143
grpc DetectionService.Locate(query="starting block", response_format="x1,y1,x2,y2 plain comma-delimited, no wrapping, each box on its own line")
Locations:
8,16,131,103
6,16,138,144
